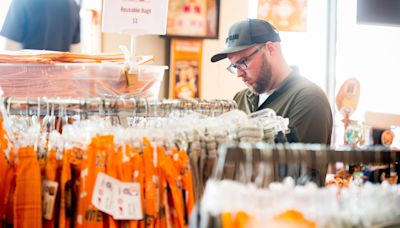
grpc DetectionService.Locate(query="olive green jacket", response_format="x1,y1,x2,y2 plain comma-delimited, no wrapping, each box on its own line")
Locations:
234,73,333,144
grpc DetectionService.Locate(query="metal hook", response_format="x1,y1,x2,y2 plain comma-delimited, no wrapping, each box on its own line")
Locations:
50,100,55,132
37,97,41,118
6,97,12,115
83,99,88,120
96,98,104,117
46,98,50,117
113,97,122,125
130,97,136,117
25,97,30,117
143,98,148,118
56,99,63,132
78,98,82,120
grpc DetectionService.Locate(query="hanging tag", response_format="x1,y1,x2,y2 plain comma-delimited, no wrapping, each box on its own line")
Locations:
92,172,118,215
42,180,59,220
113,182,143,220
125,69,139,86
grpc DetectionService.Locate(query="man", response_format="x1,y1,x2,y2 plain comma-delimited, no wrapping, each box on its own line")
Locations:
1,0,80,52
211,18,332,144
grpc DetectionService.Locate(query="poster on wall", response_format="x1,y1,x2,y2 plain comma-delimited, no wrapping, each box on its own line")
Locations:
169,38,203,99
257,0,308,32
166,0,220,38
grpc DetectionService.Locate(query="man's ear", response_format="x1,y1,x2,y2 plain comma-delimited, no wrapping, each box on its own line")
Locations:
265,42,276,54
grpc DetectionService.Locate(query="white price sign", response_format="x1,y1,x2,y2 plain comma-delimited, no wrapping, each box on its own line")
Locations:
102,0,169,35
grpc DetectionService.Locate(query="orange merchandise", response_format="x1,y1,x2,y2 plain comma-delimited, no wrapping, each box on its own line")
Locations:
69,149,83,228
221,212,234,228
220,211,251,228
1,151,16,226
120,144,143,228
14,146,42,228
59,149,73,228
0,151,8,216
143,140,157,228
129,145,146,228
235,211,251,228
0,117,9,152
0,127,195,228
0,117,10,218
178,149,195,216
155,146,167,228
160,155,185,228
43,149,61,228
271,210,317,228
75,136,112,228
105,141,120,228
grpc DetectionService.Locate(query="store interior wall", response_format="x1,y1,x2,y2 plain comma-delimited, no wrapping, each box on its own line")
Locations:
101,0,248,99
100,0,400,126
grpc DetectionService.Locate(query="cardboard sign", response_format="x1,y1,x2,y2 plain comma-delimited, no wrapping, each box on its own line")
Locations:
102,0,169,35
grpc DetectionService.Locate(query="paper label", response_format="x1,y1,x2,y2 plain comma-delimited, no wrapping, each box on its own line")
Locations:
92,172,143,220
42,180,59,220
92,172,118,215
113,182,143,220
102,0,169,35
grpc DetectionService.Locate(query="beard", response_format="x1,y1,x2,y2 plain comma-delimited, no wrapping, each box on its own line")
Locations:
249,55,272,94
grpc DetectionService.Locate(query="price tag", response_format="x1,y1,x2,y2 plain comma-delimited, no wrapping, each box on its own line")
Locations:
92,172,118,215
102,0,169,35
42,180,59,220
113,182,143,220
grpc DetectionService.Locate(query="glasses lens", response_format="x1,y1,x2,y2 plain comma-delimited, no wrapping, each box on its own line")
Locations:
227,64,237,74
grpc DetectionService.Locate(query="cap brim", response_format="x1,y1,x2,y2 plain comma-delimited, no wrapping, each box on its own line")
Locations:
210,44,257,62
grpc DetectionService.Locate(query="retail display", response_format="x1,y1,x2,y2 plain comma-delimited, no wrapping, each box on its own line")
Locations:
0,97,239,228
0,50,164,98
199,178,400,228
193,142,400,228
214,143,399,187
0,93,398,228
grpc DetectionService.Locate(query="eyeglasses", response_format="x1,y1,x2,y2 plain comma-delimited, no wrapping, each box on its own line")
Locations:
227,44,264,74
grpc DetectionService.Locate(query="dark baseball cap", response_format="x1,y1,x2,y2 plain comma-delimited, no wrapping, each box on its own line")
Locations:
211,18,281,62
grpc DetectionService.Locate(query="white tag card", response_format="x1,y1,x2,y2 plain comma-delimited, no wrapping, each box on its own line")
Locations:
92,172,118,215
102,0,169,35
42,180,59,220
113,182,143,220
